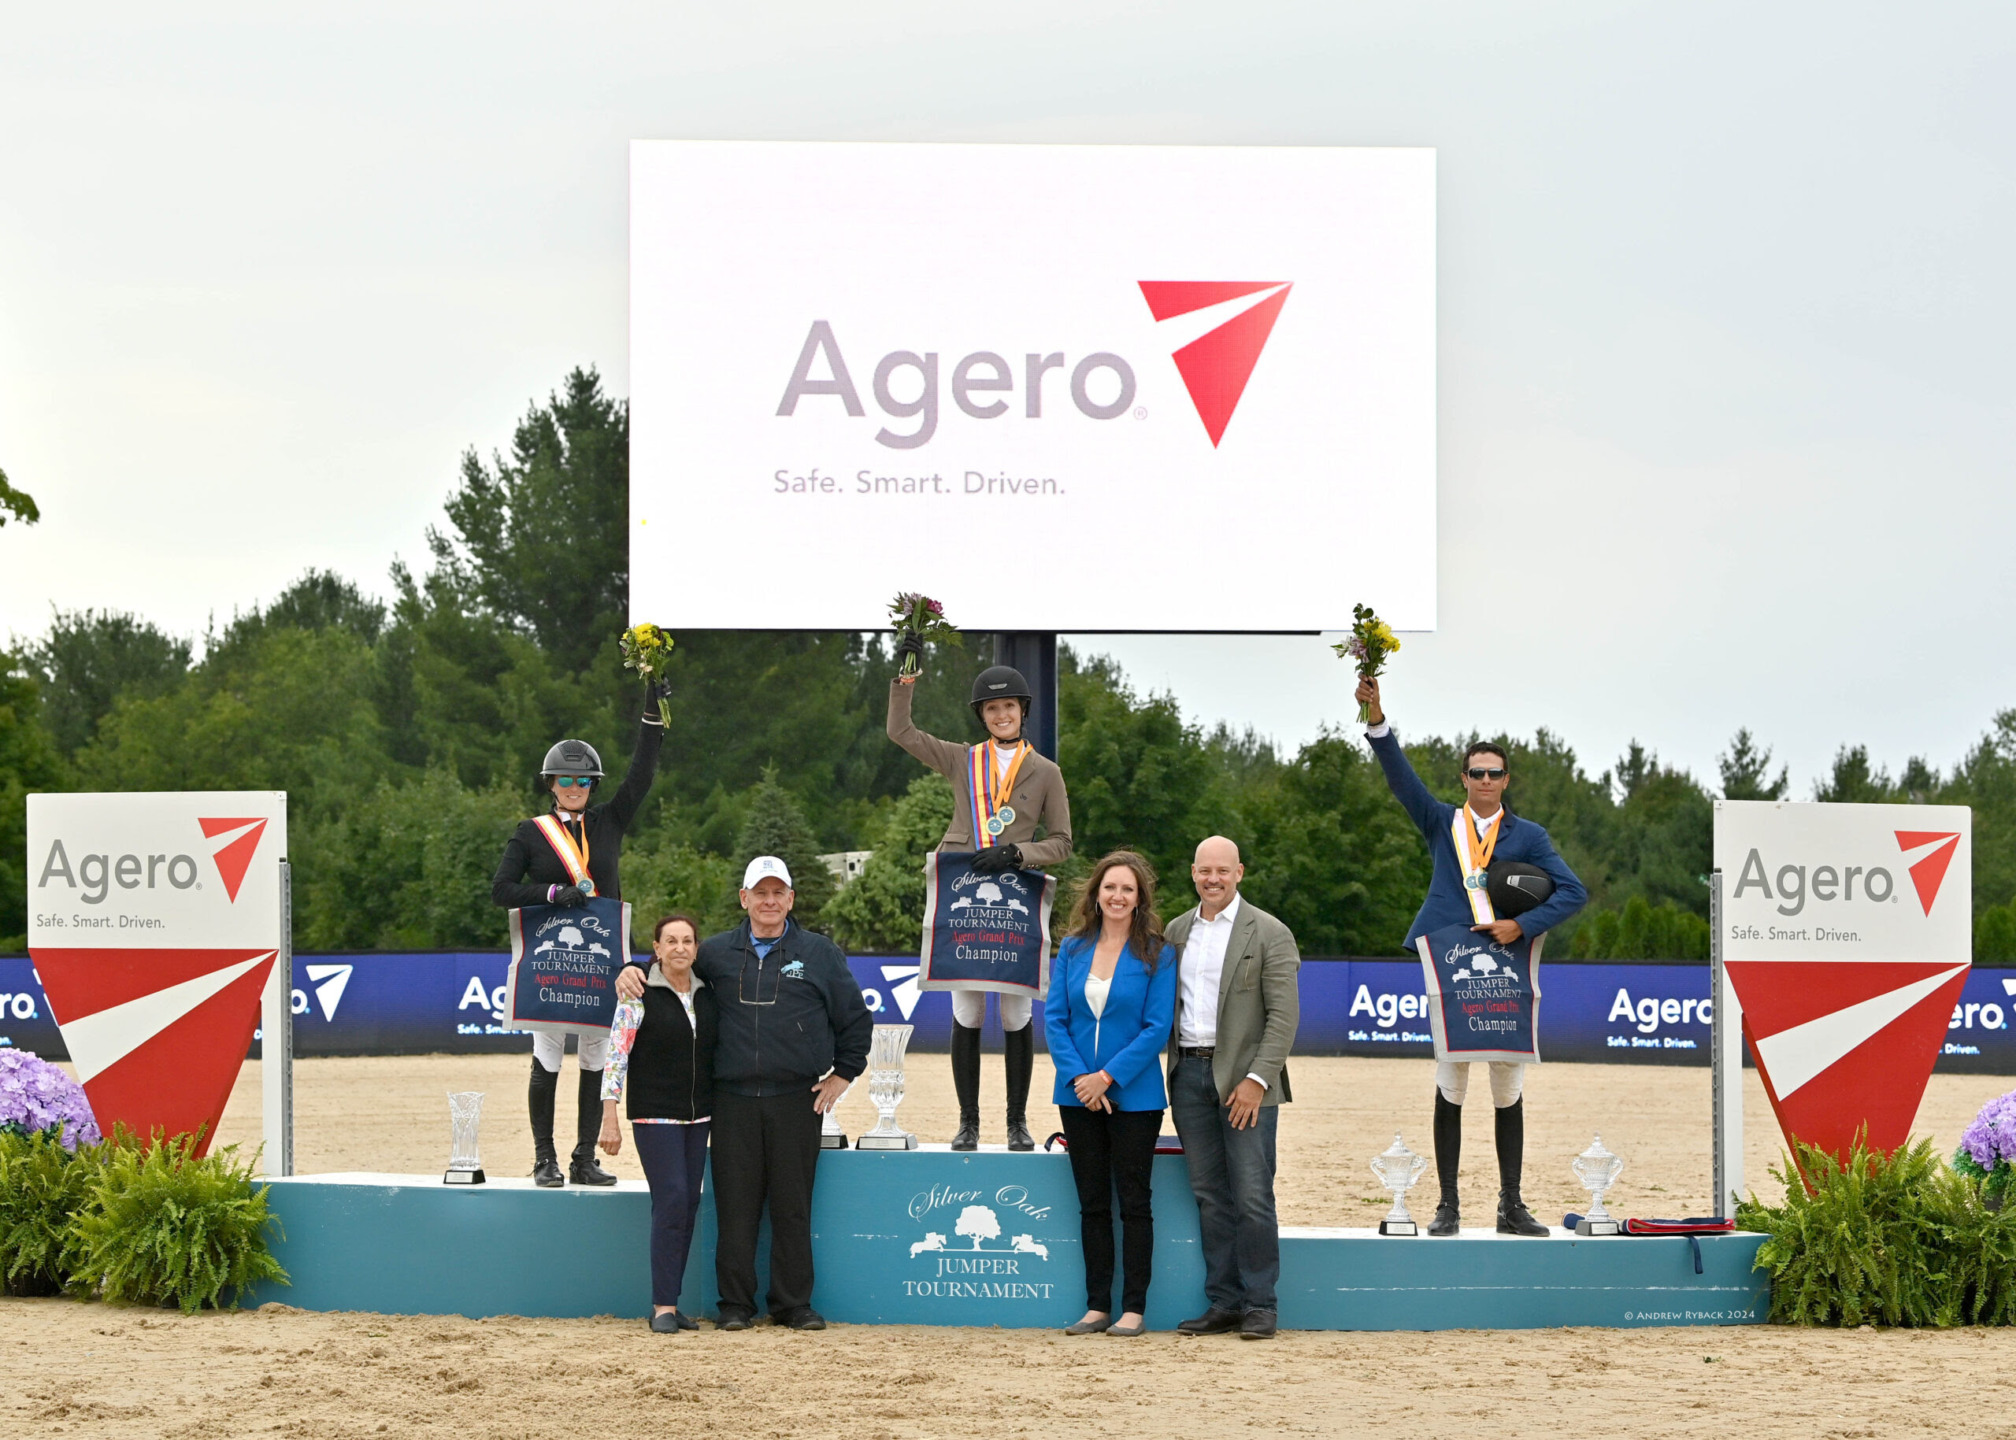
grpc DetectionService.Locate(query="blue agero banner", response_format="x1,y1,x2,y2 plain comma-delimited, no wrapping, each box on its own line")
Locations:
3,953,2015,1074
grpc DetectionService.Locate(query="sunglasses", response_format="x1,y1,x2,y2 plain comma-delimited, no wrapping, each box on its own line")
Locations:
1464,767,1508,781
553,776,595,788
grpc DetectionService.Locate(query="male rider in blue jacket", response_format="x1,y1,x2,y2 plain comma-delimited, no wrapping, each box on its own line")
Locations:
1357,675,1586,1238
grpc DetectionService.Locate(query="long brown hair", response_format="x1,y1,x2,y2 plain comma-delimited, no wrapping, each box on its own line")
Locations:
1067,850,1165,973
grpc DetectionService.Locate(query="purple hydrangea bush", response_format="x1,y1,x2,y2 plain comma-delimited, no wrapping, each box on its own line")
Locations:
1954,1087,2016,1202
0,1049,102,1150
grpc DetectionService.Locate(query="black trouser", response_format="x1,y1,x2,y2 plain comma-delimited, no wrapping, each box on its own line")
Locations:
1060,1105,1163,1316
632,1122,711,1309
710,1090,823,1317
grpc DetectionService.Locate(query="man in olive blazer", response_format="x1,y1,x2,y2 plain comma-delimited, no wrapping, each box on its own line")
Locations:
1164,836,1300,1339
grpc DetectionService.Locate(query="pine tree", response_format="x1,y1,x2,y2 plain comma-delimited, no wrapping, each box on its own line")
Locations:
733,766,837,919
1719,728,1789,801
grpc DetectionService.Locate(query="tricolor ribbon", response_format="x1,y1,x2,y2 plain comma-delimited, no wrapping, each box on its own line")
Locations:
1451,808,1501,925
968,741,1030,850
533,813,596,897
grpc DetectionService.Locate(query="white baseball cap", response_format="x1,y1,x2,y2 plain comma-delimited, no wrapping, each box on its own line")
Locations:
742,855,794,889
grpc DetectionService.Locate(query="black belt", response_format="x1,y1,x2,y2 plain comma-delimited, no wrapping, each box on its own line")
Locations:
1179,1045,1215,1059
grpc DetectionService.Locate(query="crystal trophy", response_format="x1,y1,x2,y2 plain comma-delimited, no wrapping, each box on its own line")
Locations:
1370,1133,1428,1236
1572,1134,1623,1235
855,1024,918,1150
444,1090,486,1184
820,1078,852,1150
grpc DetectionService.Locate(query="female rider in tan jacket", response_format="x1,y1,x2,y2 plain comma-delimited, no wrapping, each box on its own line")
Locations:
889,649,1073,1150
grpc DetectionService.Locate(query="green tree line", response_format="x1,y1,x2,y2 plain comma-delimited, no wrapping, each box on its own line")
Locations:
7,368,2016,960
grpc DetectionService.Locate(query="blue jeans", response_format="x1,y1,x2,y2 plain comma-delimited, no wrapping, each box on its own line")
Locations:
1170,1054,1279,1313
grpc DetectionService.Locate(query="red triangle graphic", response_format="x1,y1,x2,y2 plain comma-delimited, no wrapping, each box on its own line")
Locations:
200,817,267,902
1137,280,1286,322
1164,286,1292,447
78,954,272,1154
1724,959,1963,1040
1895,831,1960,915
31,946,279,1021
1747,966,1968,1163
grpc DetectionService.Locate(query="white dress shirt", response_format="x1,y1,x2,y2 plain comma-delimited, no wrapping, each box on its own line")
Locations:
1177,894,1269,1090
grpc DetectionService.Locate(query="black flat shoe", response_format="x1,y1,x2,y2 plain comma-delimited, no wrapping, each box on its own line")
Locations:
676,1312,698,1331
649,1312,682,1333
1240,1309,1278,1339
1176,1306,1243,1335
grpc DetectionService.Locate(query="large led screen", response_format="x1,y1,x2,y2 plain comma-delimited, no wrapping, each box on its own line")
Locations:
631,141,1435,632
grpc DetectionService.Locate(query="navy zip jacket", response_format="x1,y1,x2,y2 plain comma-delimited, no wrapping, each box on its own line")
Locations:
1369,728,1587,949
690,921,872,1099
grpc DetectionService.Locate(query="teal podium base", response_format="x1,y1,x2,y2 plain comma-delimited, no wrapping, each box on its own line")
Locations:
247,1149,1766,1329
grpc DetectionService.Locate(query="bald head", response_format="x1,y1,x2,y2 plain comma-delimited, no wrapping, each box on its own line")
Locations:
1191,836,1244,918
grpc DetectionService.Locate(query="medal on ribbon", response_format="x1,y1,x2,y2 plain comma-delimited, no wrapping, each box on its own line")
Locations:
1451,808,1501,925
533,813,597,897
968,741,1030,851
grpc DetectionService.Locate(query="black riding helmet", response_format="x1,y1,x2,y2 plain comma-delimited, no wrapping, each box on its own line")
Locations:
969,665,1033,727
1486,859,1554,918
537,738,604,797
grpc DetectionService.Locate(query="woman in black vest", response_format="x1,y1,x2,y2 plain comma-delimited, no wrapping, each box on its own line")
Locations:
598,912,717,1333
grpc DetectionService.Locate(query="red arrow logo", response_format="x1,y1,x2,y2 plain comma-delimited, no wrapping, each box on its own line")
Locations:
1895,830,1960,915
199,817,267,902
1138,281,1291,447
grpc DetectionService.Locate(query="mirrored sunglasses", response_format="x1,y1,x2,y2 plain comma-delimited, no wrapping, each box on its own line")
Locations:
553,776,595,788
1464,767,1508,781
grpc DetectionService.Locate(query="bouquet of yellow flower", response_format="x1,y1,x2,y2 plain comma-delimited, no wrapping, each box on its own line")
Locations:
888,592,959,678
620,623,675,726
1333,602,1401,723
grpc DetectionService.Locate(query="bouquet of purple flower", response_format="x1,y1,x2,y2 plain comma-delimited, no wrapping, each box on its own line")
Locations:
1954,1087,2016,1203
0,1049,102,1151
888,591,959,678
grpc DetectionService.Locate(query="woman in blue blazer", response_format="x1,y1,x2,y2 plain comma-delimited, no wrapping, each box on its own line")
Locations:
1046,850,1179,1338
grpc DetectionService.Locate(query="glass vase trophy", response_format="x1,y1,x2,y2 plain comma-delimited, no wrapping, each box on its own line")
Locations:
855,1024,918,1150
1572,1134,1623,1235
443,1091,486,1184
1370,1133,1428,1236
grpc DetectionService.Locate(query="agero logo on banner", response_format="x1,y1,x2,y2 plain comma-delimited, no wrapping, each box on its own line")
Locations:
774,280,1291,451
34,817,270,906
1728,829,1962,918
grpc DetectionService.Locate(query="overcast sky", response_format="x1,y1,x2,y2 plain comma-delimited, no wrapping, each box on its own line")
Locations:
2,3,2010,795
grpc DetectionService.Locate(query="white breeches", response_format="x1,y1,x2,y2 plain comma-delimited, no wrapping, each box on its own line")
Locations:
950,991,1033,1031
532,1030,609,1073
1436,1060,1524,1108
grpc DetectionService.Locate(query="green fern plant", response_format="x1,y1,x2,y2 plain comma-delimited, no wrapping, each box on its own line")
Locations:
66,1132,288,1313
0,1127,101,1296
1737,1136,2016,1327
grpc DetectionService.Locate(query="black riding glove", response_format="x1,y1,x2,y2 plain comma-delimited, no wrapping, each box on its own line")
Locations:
643,676,672,724
550,884,589,907
894,630,925,674
970,843,1023,874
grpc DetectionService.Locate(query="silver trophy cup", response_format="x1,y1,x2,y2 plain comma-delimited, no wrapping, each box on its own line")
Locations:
1572,1134,1624,1235
443,1090,486,1184
1371,1133,1428,1236
820,1078,853,1150
855,1024,918,1150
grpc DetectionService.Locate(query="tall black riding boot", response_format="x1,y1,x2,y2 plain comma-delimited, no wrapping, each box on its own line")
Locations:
1002,1024,1035,1151
1429,1089,1462,1235
570,1067,617,1186
529,1059,563,1187
950,1021,982,1150
1494,1097,1547,1235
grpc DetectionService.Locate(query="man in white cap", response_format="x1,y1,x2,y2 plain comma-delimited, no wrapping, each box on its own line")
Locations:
619,855,870,1331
